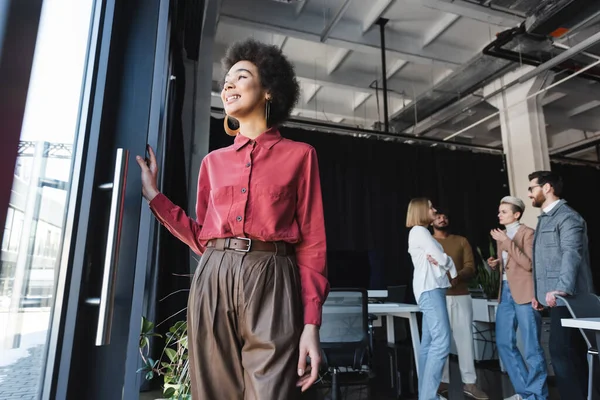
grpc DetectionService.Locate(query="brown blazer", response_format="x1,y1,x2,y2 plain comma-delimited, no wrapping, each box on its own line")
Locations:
495,225,535,305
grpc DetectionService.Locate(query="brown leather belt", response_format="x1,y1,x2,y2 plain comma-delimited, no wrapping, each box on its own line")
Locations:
206,237,294,256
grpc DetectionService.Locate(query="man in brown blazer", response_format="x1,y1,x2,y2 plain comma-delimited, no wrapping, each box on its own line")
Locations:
488,196,548,400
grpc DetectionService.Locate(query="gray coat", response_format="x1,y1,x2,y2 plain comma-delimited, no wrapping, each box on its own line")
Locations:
533,199,594,306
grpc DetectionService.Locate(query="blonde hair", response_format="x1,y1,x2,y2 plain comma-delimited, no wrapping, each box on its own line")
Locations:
406,197,432,228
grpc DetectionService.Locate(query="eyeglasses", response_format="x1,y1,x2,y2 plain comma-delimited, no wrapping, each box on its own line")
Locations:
528,184,541,192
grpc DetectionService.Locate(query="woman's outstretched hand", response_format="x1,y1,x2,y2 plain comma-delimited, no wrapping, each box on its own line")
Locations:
136,145,160,202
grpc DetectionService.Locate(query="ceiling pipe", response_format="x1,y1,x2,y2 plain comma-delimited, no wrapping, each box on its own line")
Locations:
377,17,390,133
481,27,600,83
211,106,599,166
553,42,600,60
516,28,600,83
210,106,501,153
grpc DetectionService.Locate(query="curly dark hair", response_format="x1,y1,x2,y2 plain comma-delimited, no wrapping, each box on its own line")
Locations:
222,38,300,127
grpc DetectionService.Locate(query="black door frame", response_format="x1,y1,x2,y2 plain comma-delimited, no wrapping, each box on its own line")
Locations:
0,0,44,239
43,0,173,398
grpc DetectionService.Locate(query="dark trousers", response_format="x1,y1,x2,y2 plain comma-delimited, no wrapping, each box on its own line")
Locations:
549,306,600,400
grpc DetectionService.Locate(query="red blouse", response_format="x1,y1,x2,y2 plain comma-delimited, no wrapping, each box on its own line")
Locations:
148,127,329,326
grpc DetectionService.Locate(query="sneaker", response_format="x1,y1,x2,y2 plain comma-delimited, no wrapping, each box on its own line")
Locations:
437,382,449,399
463,383,489,400
504,395,523,400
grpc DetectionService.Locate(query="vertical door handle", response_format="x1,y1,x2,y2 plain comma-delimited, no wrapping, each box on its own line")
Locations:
86,148,129,346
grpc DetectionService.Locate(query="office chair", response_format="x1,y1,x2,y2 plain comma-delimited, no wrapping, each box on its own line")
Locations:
320,288,372,400
556,293,600,400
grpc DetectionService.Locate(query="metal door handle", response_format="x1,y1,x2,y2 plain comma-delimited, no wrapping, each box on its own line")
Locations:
86,148,129,346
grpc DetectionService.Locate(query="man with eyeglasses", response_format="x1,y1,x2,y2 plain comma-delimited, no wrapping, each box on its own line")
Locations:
528,170,595,400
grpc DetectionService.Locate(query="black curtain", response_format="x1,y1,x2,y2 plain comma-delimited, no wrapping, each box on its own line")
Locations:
210,117,508,302
551,162,600,293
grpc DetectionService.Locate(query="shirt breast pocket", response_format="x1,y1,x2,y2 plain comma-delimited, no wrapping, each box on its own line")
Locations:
250,184,295,235
540,227,558,247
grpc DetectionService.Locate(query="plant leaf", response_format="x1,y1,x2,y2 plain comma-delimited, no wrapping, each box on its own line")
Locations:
165,348,177,362
141,317,154,334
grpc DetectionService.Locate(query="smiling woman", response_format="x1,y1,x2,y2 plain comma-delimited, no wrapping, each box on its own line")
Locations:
221,39,300,132
136,38,329,399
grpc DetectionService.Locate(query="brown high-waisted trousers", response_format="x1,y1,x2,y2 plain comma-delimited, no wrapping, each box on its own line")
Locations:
187,240,303,399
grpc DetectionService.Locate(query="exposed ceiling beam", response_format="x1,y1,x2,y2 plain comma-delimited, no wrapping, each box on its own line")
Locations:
423,14,460,48
486,140,503,148
541,91,566,106
211,51,427,99
327,48,352,75
487,119,501,131
566,100,600,117
219,1,469,68
302,83,322,104
293,105,374,124
550,133,600,156
272,33,288,50
292,60,429,98
401,0,522,27
386,59,408,79
546,109,600,132
362,0,394,34
306,96,378,119
320,0,353,42
295,0,308,17
353,93,372,110
400,93,485,135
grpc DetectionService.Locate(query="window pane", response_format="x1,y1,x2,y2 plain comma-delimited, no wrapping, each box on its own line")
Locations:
0,0,96,398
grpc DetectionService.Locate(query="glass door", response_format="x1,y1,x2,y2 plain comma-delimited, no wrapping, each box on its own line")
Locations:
0,0,97,399
0,0,173,399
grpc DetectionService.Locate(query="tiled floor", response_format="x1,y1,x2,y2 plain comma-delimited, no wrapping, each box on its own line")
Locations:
0,344,44,400
301,355,560,400
138,356,560,399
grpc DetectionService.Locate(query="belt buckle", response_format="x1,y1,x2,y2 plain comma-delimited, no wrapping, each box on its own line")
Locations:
234,237,252,252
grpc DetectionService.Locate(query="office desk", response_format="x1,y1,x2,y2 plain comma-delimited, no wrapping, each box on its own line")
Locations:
369,302,421,377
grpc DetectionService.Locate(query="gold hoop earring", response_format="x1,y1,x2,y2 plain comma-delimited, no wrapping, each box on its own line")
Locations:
265,99,271,127
224,115,240,136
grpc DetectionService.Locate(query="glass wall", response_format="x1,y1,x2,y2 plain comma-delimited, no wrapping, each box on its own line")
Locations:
0,0,95,398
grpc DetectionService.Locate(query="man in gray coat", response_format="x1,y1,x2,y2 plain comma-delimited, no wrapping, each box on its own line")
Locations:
528,170,595,400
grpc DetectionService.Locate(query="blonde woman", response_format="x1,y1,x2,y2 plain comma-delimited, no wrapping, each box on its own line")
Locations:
406,198,457,400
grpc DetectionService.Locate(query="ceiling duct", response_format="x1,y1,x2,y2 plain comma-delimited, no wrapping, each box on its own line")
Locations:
482,25,600,83
391,0,600,134
525,0,600,38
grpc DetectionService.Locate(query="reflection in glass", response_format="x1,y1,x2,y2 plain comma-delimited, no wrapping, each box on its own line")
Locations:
0,0,94,398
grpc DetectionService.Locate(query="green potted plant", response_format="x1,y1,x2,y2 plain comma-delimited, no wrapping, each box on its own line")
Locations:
469,239,500,299
139,317,190,399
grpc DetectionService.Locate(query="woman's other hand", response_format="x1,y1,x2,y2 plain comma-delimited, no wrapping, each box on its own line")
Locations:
426,254,439,266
